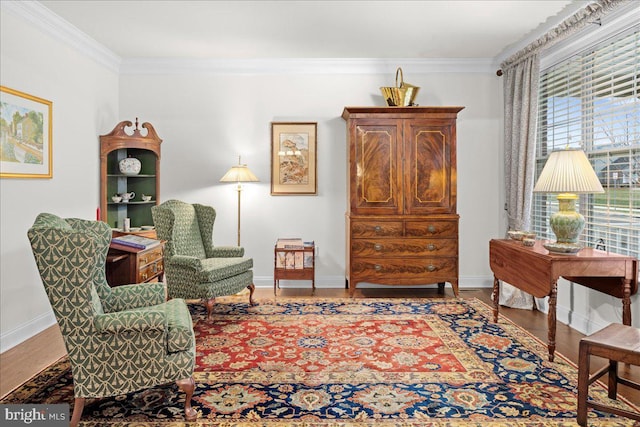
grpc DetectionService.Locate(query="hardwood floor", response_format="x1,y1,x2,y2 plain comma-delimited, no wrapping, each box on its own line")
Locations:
2,286,638,407
0,321,66,398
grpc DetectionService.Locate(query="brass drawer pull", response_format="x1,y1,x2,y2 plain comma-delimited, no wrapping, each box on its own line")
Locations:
374,264,382,271
428,225,436,233
427,244,436,251
374,243,382,251
427,264,436,272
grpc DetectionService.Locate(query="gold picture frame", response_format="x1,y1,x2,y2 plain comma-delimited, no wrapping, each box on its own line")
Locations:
0,86,53,179
271,122,317,195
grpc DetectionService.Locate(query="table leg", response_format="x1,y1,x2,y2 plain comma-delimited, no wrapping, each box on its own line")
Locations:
548,280,557,362
493,275,500,323
622,278,632,325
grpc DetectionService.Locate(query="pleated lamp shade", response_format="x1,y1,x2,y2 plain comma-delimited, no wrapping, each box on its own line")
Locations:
220,163,259,183
533,149,604,194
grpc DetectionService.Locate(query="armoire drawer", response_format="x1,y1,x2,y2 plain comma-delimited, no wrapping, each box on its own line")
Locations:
350,257,457,279
405,220,457,238
351,220,403,238
351,238,457,257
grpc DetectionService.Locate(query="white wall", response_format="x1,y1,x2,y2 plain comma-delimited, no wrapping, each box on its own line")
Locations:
0,7,119,352
118,69,502,289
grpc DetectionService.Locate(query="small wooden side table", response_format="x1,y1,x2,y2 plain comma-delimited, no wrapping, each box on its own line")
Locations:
274,242,315,294
106,241,164,287
577,323,640,425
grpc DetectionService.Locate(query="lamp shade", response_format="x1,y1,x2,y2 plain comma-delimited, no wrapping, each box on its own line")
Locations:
220,163,259,183
533,149,604,194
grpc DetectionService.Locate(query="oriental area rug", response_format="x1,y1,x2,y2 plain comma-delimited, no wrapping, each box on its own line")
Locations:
2,297,638,426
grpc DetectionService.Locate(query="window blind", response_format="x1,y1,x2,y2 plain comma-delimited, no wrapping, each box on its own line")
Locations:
533,26,639,257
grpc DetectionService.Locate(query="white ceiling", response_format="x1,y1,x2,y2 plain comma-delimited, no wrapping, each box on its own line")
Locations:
38,0,583,62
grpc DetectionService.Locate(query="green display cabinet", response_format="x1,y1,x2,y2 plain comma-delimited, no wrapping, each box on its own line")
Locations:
100,119,162,237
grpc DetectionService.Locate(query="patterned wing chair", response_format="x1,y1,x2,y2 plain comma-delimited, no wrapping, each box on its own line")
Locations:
27,213,197,426
152,200,256,319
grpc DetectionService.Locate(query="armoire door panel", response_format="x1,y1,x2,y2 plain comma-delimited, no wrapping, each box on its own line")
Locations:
405,122,454,214
351,122,402,214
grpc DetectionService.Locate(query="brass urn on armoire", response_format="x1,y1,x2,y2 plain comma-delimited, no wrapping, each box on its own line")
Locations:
342,106,464,297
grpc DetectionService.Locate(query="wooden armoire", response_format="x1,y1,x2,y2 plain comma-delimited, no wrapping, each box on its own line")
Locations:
342,106,464,297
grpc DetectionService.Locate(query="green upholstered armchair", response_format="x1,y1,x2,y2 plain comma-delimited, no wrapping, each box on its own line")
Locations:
27,213,197,426
152,199,256,319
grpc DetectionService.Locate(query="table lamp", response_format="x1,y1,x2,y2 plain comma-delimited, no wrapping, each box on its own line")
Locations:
533,148,604,253
220,156,259,246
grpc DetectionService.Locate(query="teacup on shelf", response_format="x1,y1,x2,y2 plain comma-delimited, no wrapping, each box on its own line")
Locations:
141,194,152,202
111,195,122,203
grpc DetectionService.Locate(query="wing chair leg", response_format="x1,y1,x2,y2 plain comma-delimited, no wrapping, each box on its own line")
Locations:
176,376,197,421
247,283,256,306
204,297,216,320
70,397,85,427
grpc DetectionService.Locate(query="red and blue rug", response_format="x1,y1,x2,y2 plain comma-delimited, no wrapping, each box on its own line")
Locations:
2,297,638,426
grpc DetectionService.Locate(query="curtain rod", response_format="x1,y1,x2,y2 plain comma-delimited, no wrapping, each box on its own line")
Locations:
496,0,624,76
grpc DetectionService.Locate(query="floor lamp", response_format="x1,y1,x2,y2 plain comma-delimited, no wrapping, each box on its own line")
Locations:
220,156,259,246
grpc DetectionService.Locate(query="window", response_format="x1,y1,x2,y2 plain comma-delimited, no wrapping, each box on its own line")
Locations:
532,26,639,257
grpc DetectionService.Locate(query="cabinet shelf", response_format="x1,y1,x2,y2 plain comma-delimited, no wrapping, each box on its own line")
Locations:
107,174,157,178
108,201,156,206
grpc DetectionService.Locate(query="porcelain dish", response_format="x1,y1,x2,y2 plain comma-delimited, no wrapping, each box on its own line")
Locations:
543,242,582,254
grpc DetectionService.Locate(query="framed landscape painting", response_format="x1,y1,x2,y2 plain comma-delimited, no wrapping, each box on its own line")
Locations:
271,122,317,195
0,86,53,178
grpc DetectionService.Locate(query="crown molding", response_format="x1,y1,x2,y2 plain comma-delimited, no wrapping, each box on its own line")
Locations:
119,57,495,75
494,1,588,66
5,1,494,76
1,0,121,73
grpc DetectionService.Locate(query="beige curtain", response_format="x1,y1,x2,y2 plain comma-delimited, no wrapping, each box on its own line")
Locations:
500,55,539,309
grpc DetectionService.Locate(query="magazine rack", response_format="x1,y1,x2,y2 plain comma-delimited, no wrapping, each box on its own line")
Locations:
274,241,315,294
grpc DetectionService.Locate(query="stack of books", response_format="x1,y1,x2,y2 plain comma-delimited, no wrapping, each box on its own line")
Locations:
111,234,161,250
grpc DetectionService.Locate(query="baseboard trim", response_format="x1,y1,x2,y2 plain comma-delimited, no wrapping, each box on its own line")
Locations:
0,311,56,354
